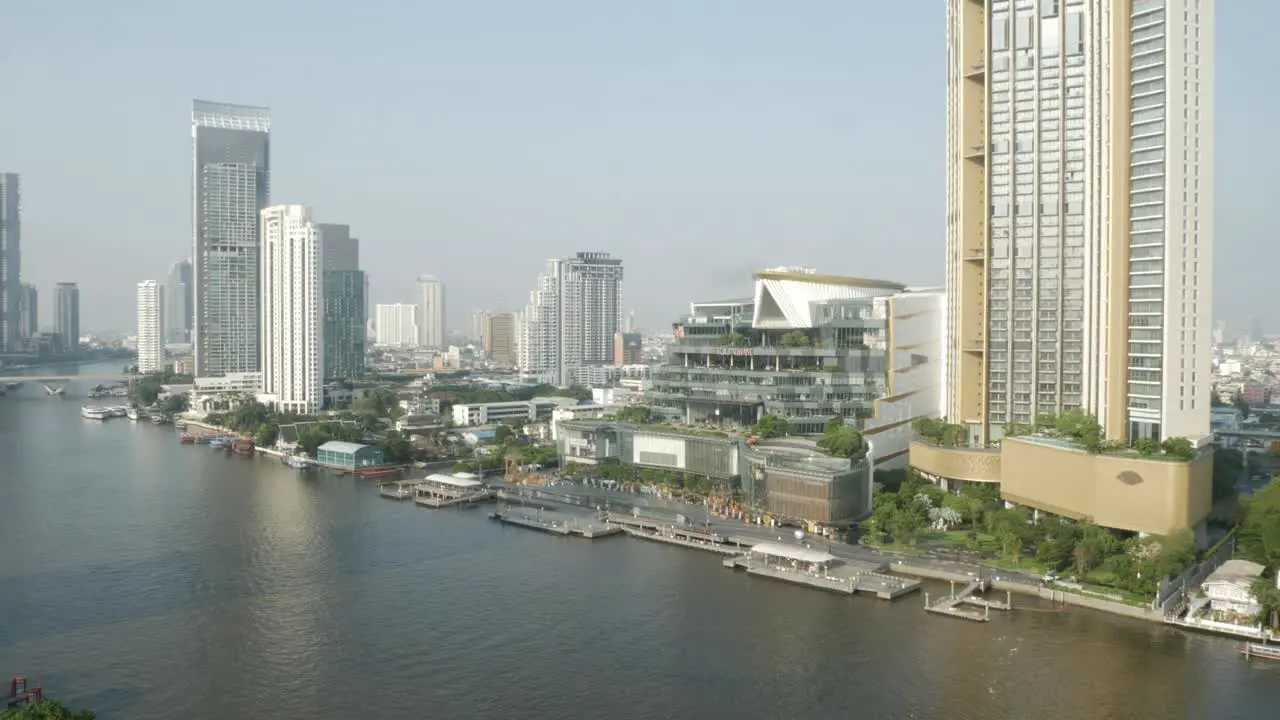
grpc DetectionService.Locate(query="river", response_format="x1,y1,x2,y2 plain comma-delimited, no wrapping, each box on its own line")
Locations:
0,365,1275,719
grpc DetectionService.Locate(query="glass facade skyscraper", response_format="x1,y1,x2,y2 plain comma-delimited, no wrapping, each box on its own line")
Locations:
192,100,271,377
318,224,365,380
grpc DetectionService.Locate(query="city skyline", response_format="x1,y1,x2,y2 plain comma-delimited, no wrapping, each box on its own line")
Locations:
1,2,1270,337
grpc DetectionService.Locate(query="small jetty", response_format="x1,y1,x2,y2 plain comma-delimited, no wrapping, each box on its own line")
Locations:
413,474,494,508
605,513,742,554
6,676,42,710
924,578,1012,622
490,510,623,539
723,542,920,600
379,482,414,500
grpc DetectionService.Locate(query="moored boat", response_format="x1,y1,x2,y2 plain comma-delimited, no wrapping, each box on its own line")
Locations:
179,432,197,444
106,406,128,418
151,415,168,425
126,408,139,421
1239,643,1280,660
283,455,312,469
80,405,110,420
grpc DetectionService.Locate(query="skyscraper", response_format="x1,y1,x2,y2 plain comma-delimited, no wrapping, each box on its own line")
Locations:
416,275,445,348
319,223,366,380
136,281,166,373
0,173,19,353
518,252,624,386
54,282,79,354
915,1,1214,537
482,312,517,366
260,205,324,414
166,260,193,344
192,100,271,377
944,0,1212,445
375,304,419,347
18,283,36,342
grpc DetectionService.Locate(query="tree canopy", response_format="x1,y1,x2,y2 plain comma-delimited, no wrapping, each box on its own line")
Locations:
0,699,95,719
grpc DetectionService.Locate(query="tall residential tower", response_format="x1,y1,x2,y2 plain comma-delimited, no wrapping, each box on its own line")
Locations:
518,252,624,386
916,0,1215,538
260,205,324,414
319,223,365,380
54,282,79,354
166,259,193,344
136,281,166,373
416,275,445,348
192,100,271,377
944,0,1212,445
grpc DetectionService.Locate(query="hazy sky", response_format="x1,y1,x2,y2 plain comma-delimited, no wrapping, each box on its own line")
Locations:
0,1,1274,336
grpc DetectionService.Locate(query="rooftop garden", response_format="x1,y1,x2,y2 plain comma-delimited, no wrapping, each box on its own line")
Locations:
912,411,1197,461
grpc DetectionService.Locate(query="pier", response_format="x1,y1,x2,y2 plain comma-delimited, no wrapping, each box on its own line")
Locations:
413,474,495,508
603,513,744,554
379,482,414,500
723,542,920,600
924,579,1012,622
490,511,623,539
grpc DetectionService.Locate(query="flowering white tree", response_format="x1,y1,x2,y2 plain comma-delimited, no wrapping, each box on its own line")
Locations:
929,506,963,532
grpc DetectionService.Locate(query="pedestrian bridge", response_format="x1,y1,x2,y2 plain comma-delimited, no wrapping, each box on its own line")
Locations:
0,375,137,383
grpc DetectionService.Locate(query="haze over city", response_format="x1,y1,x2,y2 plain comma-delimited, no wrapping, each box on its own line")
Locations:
1,0,1275,334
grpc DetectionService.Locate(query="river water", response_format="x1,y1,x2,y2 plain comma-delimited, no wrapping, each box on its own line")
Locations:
0,366,1276,719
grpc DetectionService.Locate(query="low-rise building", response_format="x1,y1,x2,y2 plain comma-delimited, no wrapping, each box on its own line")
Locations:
191,372,263,413
316,441,385,470
451,398,573,426
556,419,870,525
1201,559,1267,617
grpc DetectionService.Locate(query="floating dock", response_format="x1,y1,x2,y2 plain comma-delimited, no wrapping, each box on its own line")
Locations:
490,511,623,539
924,579,1012,622
722,543,919,601
379,482,414,500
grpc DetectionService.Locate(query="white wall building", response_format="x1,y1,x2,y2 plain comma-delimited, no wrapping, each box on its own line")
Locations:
375,303,419,347
519,252,624,386
260,205,324,414
135,280,166,373
416,275,445,348
451,398,574,427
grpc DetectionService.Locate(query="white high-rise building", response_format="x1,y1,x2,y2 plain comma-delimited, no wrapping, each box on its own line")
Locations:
375,304,419,347
260,205,324,414
518,252,624,386
416,275,445,348
943,0,1212,445
136,280,166,373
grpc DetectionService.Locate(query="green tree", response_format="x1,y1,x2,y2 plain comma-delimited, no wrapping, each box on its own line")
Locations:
494,425,514,444
161,394,189,414
379,431,413,464
1238,477,1280,570
1252,577,1280,629
1073,524,1122,575
987,507,1032,559
779,330,811,348
1036,520,1082,569
1160,436,1196,461
616,405,653,424
255,423,280,447
718,331,748,347
751,415,791,439
1212,448,1243,500
1133,437,1160,456
0,700,95,719
296,428,329,458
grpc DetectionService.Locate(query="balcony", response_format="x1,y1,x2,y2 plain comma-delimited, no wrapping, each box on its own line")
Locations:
963,248,986,263
964,144,986,162
964,62,985,81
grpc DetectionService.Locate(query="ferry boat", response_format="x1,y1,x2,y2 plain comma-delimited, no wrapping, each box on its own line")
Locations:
81,406,111,420
208,437,232,449
107,406,129,418
126,407,139,421
1239,643,1280,660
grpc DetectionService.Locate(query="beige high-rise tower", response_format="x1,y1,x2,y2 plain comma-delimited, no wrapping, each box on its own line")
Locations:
945,0,1213,447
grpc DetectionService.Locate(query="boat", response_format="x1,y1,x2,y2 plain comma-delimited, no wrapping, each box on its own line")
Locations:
208,437,231,449
44,385,64,396
3,382,18,390
151,415,168,425
80,406,111,420
283,455,312,470
174,419,187,429
1239,643,1280,660
179,432,196,444
232,439,255,455
379,483,414,500
126,408,139,421
107,406,129,418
